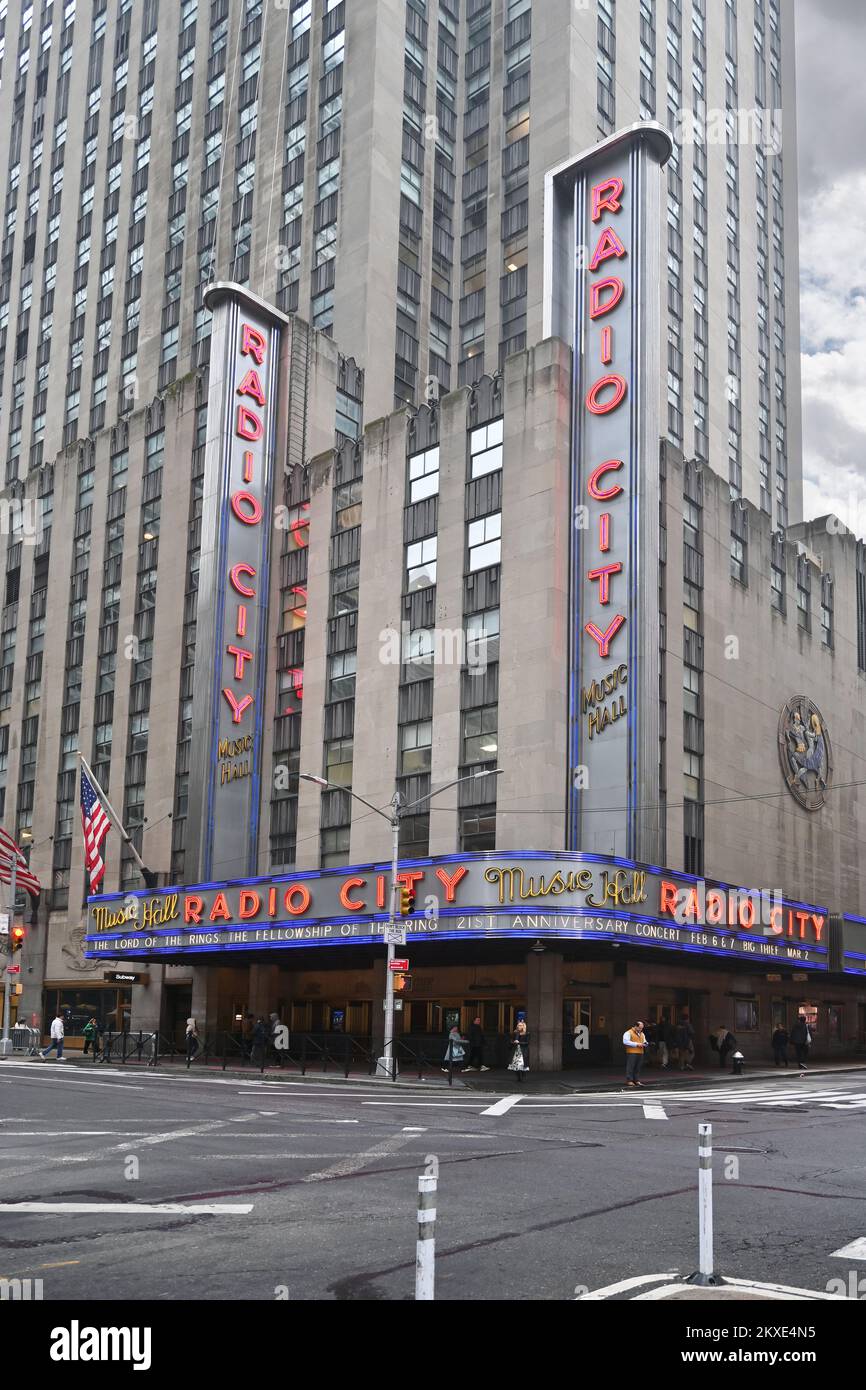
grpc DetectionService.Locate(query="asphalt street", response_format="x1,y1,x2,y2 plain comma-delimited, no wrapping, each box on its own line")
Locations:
1,1060,865,1301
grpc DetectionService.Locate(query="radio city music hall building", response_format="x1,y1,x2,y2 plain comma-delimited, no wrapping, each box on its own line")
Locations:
1,3,865,1066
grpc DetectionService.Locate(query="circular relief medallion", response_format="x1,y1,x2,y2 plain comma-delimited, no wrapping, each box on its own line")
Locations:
777,696,832,811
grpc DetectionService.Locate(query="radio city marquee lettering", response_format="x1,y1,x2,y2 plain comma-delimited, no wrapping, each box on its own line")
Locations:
545,126,671,860
84,853,828,970
187,285,288,881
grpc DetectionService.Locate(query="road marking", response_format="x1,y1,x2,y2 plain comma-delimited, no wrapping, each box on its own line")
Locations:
634,1280,843,1302
402,1126,427,1132
481,1094,523,1117
0,1128,150,1139
0,1071,145,1091
830,1237,866,1260
0,1201,253,1215
578,1272,679,1300
302,1133,413,1183
642,1103,668,1119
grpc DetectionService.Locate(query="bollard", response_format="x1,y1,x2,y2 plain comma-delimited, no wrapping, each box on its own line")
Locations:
688,1121,718,1285
415,1174,437,1300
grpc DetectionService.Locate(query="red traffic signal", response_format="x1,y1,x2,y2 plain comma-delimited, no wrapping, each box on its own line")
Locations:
10,924,26,952
399,886,416,916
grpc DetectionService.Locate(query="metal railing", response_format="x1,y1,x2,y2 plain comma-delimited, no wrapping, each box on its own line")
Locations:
11,1023,39,1055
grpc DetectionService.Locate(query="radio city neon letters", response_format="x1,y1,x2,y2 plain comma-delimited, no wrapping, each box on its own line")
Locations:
584,175,629,660
221,320,270,726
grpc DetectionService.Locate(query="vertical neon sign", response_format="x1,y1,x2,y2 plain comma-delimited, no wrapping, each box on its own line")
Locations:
544,125,671,861
187,284,289,883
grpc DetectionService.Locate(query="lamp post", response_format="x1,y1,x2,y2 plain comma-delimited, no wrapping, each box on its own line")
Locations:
301,768,501,1078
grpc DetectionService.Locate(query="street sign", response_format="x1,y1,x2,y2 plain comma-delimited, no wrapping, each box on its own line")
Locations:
6,965,20,974
0,914,8,936
384,927,407,945
384,998,404,1011
389,958,409,971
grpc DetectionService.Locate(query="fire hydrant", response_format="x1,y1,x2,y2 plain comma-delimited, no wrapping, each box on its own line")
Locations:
731,1051,745,1076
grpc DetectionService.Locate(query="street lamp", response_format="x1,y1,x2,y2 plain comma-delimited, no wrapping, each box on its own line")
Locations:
301,767,501,1077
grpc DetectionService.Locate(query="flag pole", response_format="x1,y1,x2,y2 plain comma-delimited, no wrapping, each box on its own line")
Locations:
78,752,156,883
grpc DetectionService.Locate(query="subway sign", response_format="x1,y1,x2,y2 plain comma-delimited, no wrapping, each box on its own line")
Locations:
83,851,828,970
186,284,288,883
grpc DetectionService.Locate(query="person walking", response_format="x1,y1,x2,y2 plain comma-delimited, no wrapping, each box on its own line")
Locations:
676,1017,695,1070
719,1027,738,1071
82,1016,100,1057
185,1016,200,1063
442,1024,467,1073
269,1011,286,1066
656,1021,670,1070
466,1017,488,1071
790,1015,811,1070
715,1025,731,1069
250,1015,267,1066
772,1024,790,1067
507,1019,530,1075
623,1020,648,1088
41,1010,65,1060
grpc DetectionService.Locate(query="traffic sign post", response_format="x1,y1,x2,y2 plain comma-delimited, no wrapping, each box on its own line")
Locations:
389,958,410,972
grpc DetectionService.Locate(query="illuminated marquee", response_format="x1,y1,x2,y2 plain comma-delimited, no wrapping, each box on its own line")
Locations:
83,851,829,970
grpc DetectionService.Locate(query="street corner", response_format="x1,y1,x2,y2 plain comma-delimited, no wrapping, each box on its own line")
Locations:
576,1273,851,1301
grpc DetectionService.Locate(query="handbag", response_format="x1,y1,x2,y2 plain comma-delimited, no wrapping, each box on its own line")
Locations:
507,1044,526,1072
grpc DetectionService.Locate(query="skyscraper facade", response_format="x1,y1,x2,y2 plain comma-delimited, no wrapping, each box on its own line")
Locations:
4,1,864,1072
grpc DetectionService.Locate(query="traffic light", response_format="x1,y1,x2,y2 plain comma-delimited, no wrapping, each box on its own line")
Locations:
10,925,26,953
393,972,412,993
399,885,415,916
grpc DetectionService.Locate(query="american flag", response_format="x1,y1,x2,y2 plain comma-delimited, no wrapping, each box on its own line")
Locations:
0,827,40,898
80,766,111,893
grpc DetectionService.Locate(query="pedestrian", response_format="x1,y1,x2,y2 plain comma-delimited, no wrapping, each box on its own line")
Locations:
41,1010,66,1060
772,1024,789,1067
269,1011,286,1066
719,1027,738,1070
622,1020,647,1087
663,1018,677,1068
507,1019,530,1075
241,1011,255,1059
82,1016,100,1056
790,1015,811,1070
442,1024,467,1073
466,1016,488,1071
676,1017,695,1070
251,1015,267,1066
715,1025,731,1069
185,1016,200,1062
657,1020,670,1070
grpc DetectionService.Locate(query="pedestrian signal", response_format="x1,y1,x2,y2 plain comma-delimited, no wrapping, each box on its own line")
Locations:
393,973,412,993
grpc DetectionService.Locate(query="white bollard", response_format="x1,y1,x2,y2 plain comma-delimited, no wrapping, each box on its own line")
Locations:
697,1121,714,1283
415,1174,437,1300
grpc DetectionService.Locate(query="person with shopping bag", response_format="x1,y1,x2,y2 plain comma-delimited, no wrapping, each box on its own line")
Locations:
442,1024,467,1073
508,1018,529,1074
622,1020,648,1088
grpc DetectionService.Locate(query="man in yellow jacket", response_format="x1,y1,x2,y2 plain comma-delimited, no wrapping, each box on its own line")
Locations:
623,1020,648,1088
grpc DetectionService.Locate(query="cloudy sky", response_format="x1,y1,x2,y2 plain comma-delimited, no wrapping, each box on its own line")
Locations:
796,0,866,533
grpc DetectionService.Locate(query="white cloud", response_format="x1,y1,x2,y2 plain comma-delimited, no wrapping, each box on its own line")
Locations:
799,175,866,538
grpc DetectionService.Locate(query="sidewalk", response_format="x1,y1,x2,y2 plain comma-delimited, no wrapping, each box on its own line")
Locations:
7,1050,866,1092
